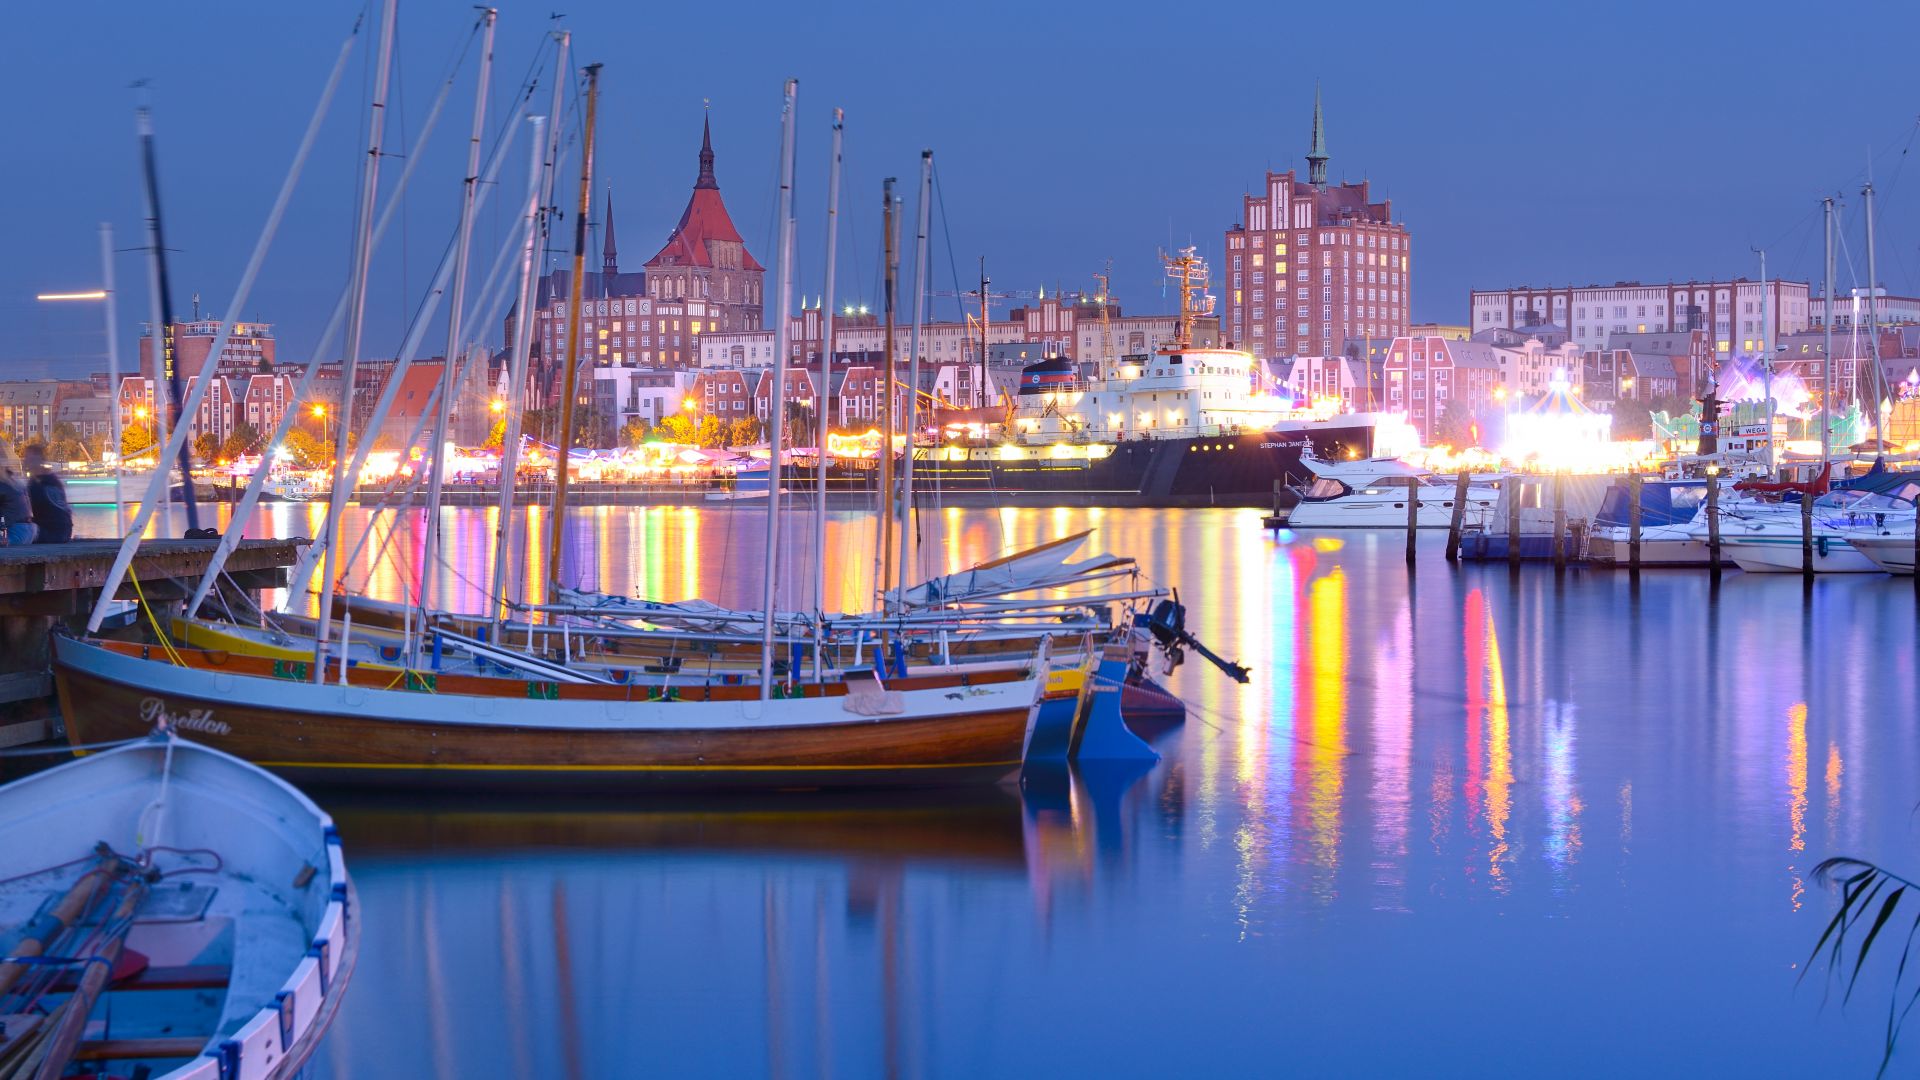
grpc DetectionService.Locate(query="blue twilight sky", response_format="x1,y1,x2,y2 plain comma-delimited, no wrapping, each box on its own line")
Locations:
5,0,1919,378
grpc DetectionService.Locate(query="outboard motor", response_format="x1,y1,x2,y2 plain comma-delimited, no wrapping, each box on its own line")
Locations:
1145,593,1250,684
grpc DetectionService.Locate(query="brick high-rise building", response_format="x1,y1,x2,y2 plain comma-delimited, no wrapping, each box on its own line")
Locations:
643,115,764,334
504,117,762,408
1220,88,1411,360
137,319,276,380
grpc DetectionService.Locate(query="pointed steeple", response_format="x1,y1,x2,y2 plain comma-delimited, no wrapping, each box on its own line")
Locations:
601,187,618,279
1306,81,1329,188
695,110,717,190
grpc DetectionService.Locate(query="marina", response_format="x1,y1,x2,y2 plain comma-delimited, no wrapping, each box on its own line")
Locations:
9,501,1908,1076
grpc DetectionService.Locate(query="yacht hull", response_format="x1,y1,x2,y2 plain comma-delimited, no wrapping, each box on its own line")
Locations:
1720,535,1882,573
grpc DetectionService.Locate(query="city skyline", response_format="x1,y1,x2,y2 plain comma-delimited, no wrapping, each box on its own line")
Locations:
7,0,1918,379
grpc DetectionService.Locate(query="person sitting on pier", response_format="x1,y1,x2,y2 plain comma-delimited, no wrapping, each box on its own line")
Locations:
0,450,33,545
22,444,72,544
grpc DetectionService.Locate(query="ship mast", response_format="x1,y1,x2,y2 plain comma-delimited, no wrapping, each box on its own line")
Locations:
1162,246,1212,351
1095,262,1113,380
978,258,991,409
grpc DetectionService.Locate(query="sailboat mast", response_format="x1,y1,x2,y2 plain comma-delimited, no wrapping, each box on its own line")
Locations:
813,108,843,681
1864,175,1884,443
877,178,897,608
313,0,399,681
1821,196,1834,471
897,151,931,601
758,77,799,700
418,6,496,647
548,61,602,594
492,32,568,632
136,104,189,536
1756,247,1774,474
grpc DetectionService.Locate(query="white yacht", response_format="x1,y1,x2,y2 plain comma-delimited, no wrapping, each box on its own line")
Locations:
1286,455,1501,530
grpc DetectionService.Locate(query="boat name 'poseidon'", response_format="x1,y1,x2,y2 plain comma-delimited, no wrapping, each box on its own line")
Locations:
140,696,232,736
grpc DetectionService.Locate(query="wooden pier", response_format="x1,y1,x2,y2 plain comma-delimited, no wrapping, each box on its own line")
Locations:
0,538,305,749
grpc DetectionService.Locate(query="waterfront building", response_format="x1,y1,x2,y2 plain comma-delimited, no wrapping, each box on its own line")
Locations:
1220,89,1411,359
514,195,715,405
137,318,276,381
690,369,763,426
831,366,885,429
0,380,95,445
1383,329,1584,442
1410,323,1470,341
507,119,764,405
1271,354,1373,411
643,116,766,335
593,367,699,436
1585,329,1713,401
53,395,113,444
1469,278,1810,358
697,296,1215,410
751,368,825,428
1811,291,1920,328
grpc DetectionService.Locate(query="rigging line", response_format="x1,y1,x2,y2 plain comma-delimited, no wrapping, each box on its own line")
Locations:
1759,200,1822,259
395,16,410,325
931,161,968,325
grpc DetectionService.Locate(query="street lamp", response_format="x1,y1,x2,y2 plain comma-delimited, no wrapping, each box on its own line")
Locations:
37,224,124,527
489,398,505,415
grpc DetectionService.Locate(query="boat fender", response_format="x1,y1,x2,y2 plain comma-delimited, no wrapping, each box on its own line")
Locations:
1817,536,1830,558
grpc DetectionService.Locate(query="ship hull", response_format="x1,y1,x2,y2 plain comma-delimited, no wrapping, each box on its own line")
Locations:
851,422,1378,507
54,637,1040,791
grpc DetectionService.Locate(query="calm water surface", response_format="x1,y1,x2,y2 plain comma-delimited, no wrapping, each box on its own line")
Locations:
69,501,1920,1075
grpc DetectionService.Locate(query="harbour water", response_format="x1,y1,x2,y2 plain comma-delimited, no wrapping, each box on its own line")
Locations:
67,502,1920,1075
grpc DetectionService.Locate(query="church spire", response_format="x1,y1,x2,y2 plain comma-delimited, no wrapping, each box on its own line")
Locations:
1306,81,1329,188
695,110,717,190
602,187,618,280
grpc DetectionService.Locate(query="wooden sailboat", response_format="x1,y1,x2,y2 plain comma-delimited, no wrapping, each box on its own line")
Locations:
52,634,1045,789
0,734,354,1078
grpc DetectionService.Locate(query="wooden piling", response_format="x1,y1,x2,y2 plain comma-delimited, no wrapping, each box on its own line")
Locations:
1405,476,1419,565
1552,473,1568,570
1445,471,1470,563
1628,473,1643,571
1705,475,1722,570
1801,491,1815,578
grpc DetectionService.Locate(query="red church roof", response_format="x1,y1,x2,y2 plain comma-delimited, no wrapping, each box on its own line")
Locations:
645,115,764,272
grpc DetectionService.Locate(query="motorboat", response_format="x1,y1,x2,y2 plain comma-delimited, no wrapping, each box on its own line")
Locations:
1585,478,1731,567
1714,471,1920,573
1286,454,1500,530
